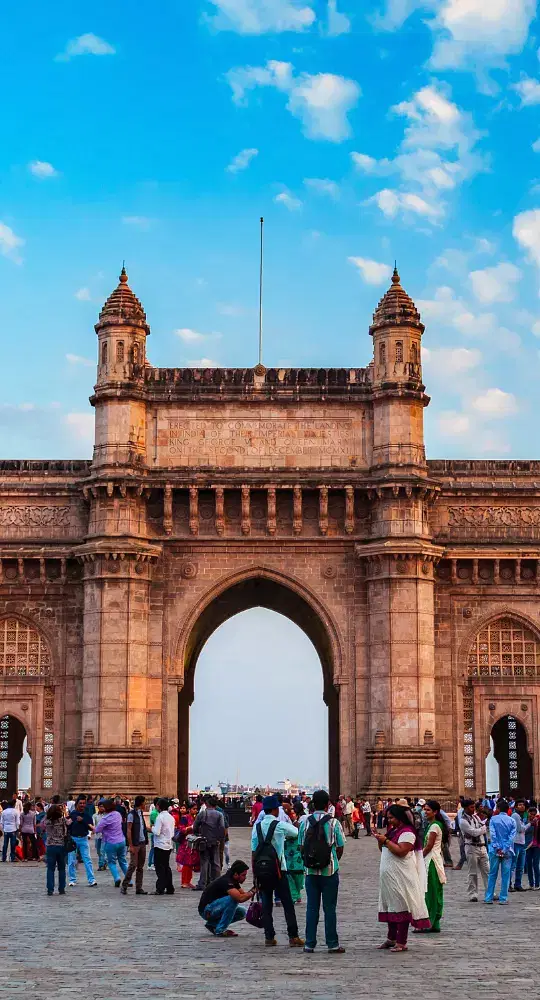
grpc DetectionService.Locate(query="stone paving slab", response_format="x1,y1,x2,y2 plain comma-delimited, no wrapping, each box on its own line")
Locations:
1,829,539,998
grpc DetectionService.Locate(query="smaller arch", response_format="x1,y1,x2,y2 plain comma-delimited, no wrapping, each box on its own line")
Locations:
0,615,52,678
466,614,540,680
395,340,403,363
101,341,108,365
116,341,125,363
379,342,386,365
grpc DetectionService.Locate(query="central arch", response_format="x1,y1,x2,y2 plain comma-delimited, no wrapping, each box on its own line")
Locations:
176,570,341,799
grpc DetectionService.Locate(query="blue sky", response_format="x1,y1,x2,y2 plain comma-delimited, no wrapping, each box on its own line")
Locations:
3,3,540,785
1,1,540,459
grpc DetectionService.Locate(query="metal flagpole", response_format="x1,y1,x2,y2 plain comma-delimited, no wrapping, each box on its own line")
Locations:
258,217,264,366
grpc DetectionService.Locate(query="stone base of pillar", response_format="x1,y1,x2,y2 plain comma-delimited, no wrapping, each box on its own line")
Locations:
73,745,157,798
364,745,447,800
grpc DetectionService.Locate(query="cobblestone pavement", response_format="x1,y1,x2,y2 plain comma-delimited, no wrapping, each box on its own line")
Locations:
1,829,539,998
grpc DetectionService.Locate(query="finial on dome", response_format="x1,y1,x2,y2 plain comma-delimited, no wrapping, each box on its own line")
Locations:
392,262,400,285
120,263,128,284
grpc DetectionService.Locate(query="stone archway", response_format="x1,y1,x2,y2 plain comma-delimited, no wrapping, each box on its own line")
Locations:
0,714,27,798
489,715,533,800
176,573,340,800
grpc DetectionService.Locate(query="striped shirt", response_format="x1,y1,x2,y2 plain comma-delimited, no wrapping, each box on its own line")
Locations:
298,812,345,877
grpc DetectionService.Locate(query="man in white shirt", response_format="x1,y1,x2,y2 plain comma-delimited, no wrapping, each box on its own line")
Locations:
1,799,21,862
343,797,354,837
362,798,372,837
151,797,176,896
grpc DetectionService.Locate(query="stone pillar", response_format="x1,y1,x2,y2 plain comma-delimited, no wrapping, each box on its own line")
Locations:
74,546,161,797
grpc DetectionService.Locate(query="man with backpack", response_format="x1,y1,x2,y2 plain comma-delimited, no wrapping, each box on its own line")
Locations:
297,788,346,954
250,794,304,948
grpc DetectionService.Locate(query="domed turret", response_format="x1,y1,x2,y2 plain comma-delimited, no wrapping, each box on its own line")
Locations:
95,267,150,383
369,266,424,337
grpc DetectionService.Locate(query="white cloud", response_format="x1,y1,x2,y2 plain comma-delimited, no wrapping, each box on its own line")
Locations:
417,286,520,351
471,387,517,418
226,60,360,141
187,357,219,367
65,411,94,441
0,221,24,264
350,152,380,172
513,76,540,107
513,209,540,267
28,160,59,178
423,345,482,375
174,328,207,342
348,256,392,285
356,84,482,223
327,0,351,36
226,147,259,173
533,138,540,153
206,0,316,33
122,216,153,230
74,287,91,301
376,1,537,71
368,188,443,221
304,177,340,198
274,190,303,211
469,262,521,303
438,410,471,435
56,33,116,61
66,353,94,367
532,320,540,337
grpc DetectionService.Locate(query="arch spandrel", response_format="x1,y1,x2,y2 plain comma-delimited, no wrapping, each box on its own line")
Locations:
172,566,344,701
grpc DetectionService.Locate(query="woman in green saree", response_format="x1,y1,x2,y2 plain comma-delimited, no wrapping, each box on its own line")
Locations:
422,800,448,933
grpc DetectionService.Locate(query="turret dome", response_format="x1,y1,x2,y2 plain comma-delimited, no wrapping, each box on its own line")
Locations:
369,267,424,336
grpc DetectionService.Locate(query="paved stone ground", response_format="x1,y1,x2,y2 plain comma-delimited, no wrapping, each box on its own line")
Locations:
1,829,539,998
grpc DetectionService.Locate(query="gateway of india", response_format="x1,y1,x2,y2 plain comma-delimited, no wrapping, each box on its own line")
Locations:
1,266,538,804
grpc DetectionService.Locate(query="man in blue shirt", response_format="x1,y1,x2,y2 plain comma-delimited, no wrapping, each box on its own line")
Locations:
68,795,98,888
251,795,304,948
484,799,517,904
298,789,346,954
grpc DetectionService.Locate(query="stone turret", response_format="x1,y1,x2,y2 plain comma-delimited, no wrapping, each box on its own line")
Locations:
369,267,428,477
95,267,150,386
91,268,149,470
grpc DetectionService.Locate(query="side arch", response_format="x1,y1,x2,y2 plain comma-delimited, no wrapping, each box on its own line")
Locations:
458,607,540,682
174,566,345,799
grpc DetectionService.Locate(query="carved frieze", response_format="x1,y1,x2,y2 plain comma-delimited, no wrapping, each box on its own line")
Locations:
448,506,540,527
0,506,71,528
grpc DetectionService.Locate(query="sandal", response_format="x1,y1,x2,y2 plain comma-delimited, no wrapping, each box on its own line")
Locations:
389,945,408,953
377,940,393,949
216,930,238,937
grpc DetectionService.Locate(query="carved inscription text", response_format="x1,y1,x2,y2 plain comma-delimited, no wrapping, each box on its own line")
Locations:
156,408,366,468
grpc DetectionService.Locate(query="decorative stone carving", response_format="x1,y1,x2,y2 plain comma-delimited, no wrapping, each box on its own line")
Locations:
322,565,337,580
180,561,197,580
0,505,71,527
448,506,540,527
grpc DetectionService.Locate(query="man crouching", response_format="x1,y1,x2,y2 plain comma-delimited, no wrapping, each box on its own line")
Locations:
198,860,257,937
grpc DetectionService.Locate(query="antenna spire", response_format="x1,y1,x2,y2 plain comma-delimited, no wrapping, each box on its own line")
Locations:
258,217,264,367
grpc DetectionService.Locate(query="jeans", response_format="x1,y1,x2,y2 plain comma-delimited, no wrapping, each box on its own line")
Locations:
511,844,526,889
68,835,96,884
485,851,512,902
260,874,299,941
104,841,128,883
148,833,154,868
196,842,221,889
2,831,18,861
203,895,246,935
154,846,174,893
46,845,66,893
305,873,340,950
123,843,146,890
95,837,107,867
526,845,540,888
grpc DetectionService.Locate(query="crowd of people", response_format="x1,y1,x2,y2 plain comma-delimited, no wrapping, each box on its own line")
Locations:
1,788,539,954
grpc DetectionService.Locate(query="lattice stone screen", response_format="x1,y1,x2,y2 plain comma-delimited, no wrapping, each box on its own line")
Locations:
0,618,51,676
468,618,540,678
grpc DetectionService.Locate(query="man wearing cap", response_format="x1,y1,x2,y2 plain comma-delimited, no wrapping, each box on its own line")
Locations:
251,794,304,948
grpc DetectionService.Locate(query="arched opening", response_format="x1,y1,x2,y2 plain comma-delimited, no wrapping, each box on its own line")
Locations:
0,715,29,798
487,716,533,800
177,576,339,799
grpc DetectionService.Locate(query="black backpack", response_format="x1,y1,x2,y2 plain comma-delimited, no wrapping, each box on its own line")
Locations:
253,820,280,886
301,814,332,870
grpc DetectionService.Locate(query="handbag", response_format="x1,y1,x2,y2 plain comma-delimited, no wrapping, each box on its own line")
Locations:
246,892,264,929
